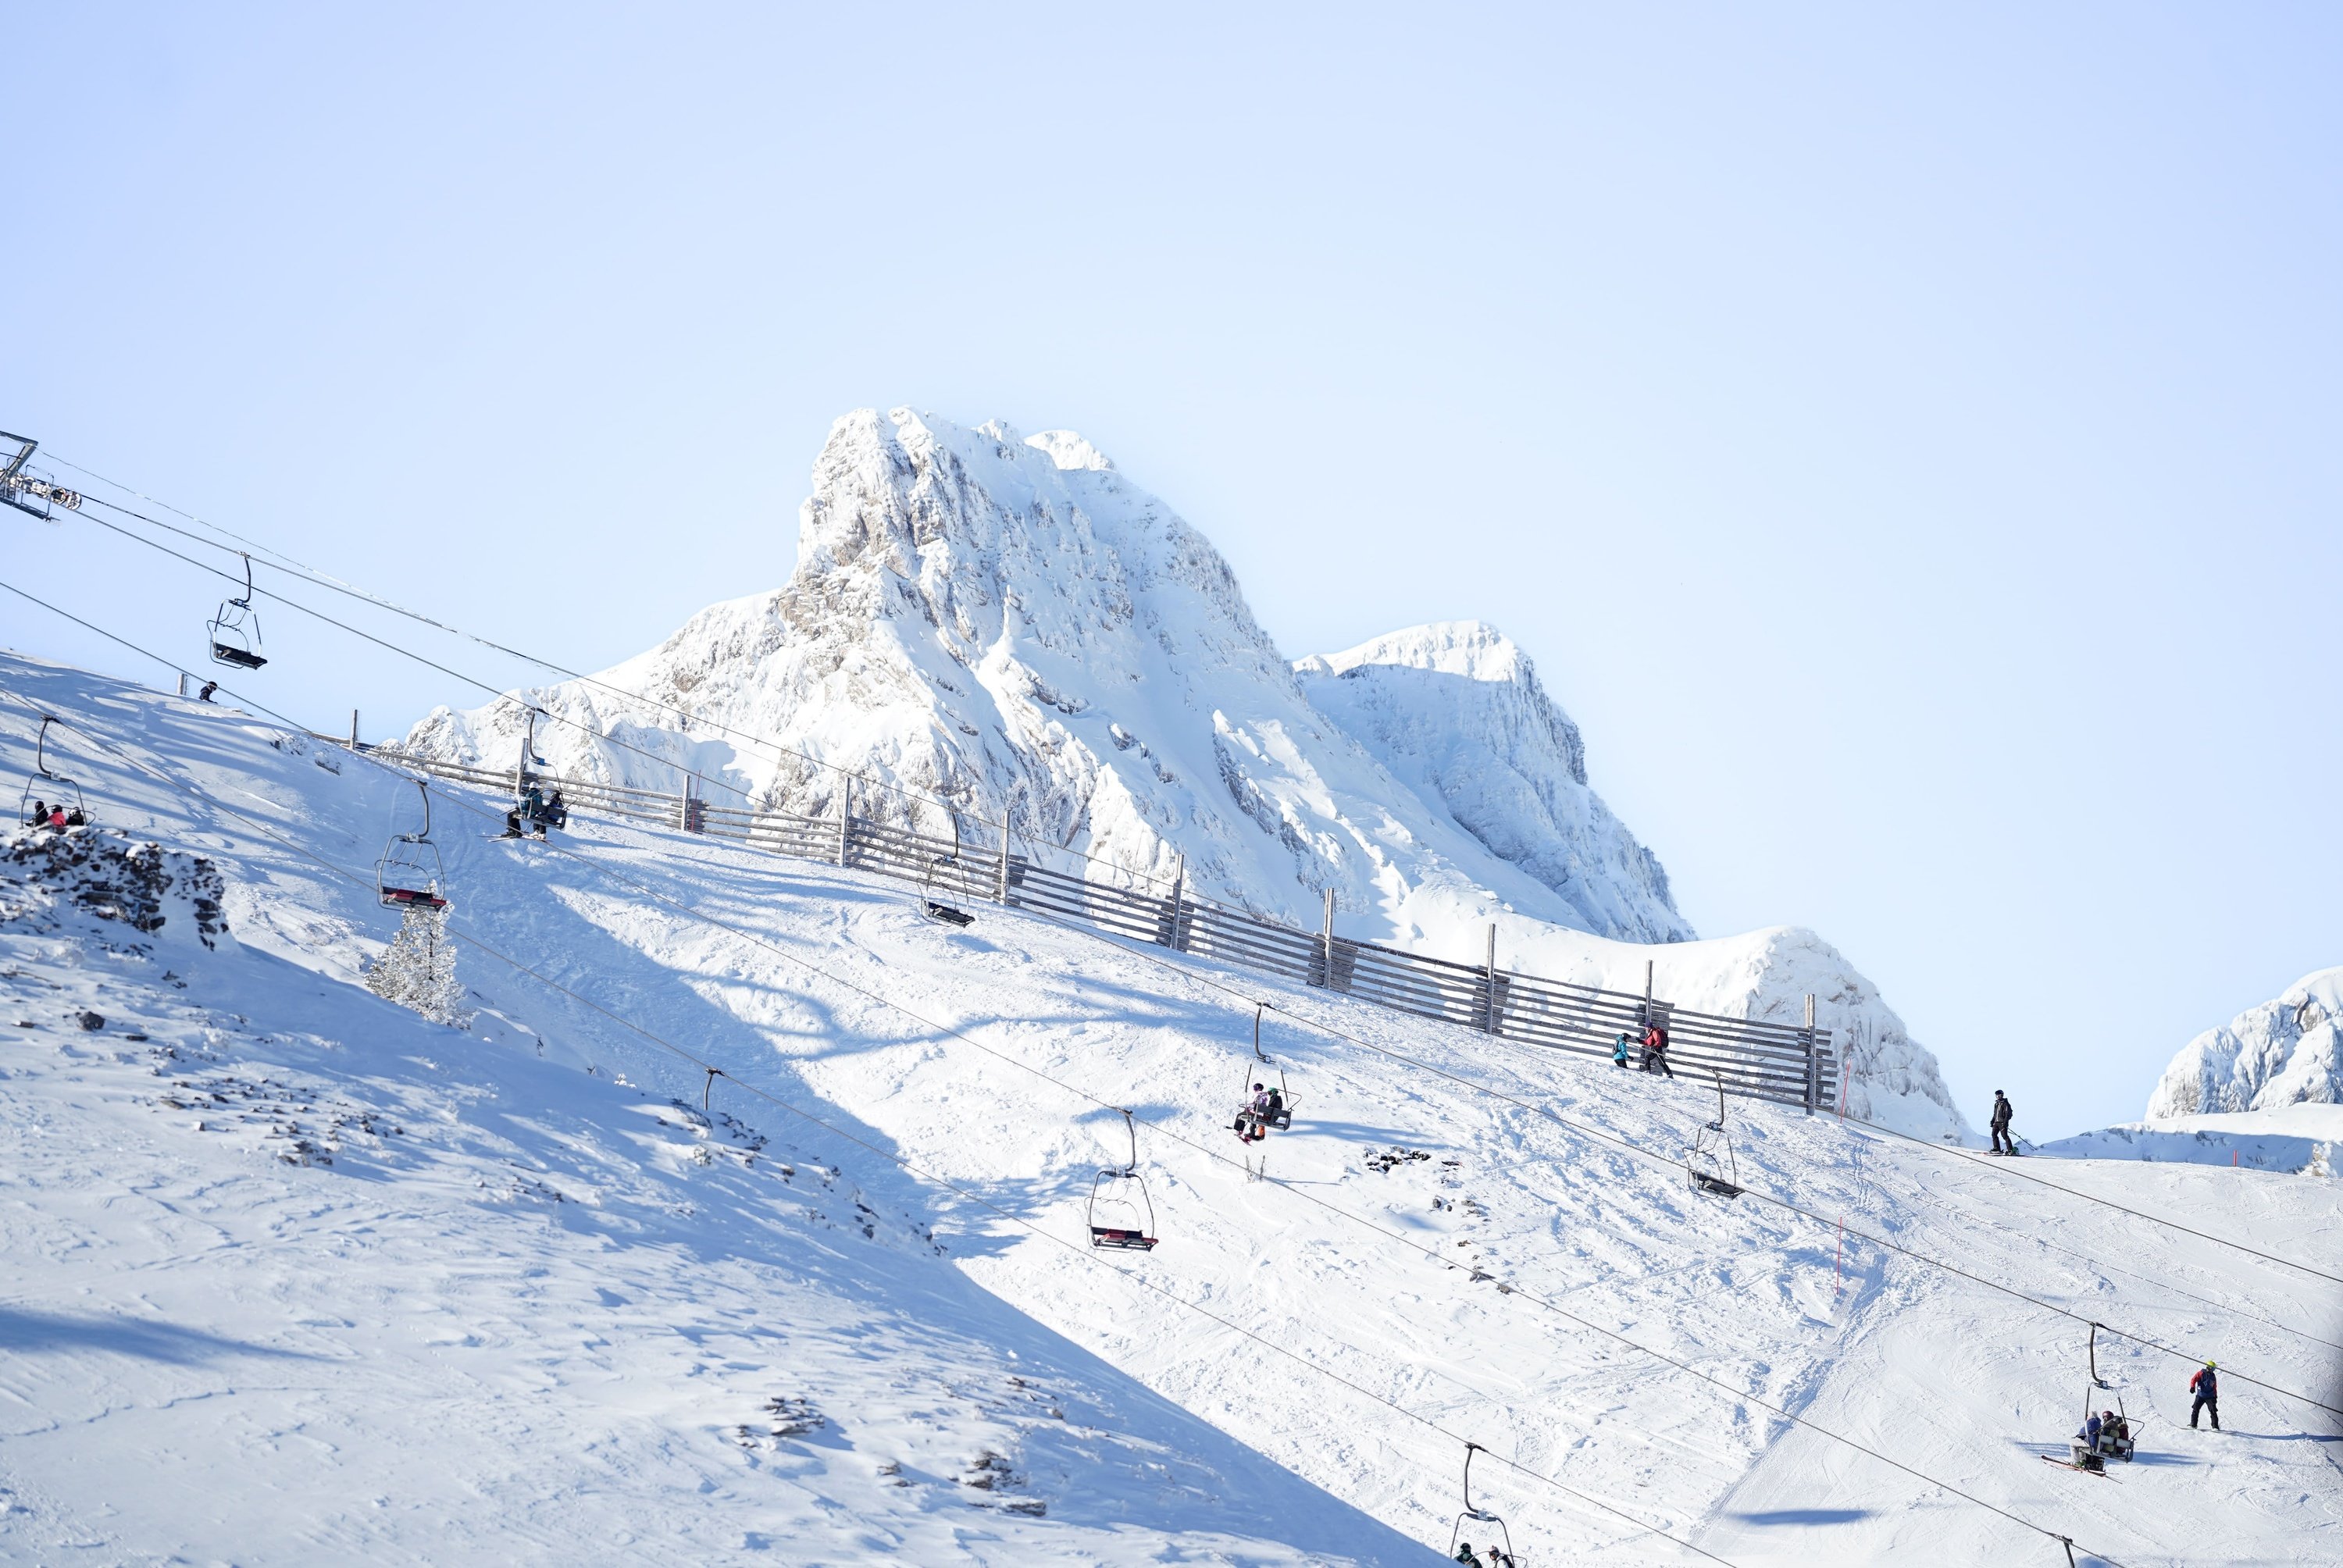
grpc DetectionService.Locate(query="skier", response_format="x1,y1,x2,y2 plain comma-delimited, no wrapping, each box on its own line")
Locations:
1233,1084,1268,1143
197,680,217,703
2190,1361,2220,1430
2078,1409,2103,1450
1988,1091,2017,1156
1640,1021,1674,1079
1611,1032,1632,1068
25,799,43,829
1453,1544,1484,1567
45,804,68,830
1487,1545,1517,1567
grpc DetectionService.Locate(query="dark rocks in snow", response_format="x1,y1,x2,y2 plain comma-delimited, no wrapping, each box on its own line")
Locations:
77,1010,103,1031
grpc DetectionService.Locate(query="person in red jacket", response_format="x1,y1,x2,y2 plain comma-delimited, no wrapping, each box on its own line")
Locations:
1639,1022,1674,1079
2189,1361,2220,1430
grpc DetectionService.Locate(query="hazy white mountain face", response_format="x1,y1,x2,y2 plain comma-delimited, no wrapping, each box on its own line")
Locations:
1296,622,1691,944
2148,967,2343,1117
404,406,1961,1136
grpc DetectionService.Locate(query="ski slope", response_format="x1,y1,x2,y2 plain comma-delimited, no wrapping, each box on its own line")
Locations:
2,649,2338,1566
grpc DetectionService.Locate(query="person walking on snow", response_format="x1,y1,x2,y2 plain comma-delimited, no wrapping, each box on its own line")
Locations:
1989,1090,2017,1156
2190,1361,2220,1430
1611,1032,1632,1068
1639,1021,1674,1079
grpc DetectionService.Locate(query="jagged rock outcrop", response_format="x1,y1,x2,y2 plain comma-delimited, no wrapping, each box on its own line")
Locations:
2148,967,2343,1117
1296,622,1691,943
405,409,1684,945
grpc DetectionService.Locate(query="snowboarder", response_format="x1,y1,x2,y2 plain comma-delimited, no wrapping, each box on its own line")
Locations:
197,680,217,703
1611,1032,1632,1068
2190,1361,2219,1430
1989,1091,2017,1156
1639,1022,1674,1078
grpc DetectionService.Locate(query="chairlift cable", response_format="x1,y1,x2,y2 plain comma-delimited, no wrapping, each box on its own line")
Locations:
59,480,2343,1274
4,574,2332,1432
1001,900,2343,1419
12,690,1748,1568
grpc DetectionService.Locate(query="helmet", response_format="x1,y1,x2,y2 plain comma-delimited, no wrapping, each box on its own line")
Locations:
1253,1083,1264,1092
2206,1360,2216,1369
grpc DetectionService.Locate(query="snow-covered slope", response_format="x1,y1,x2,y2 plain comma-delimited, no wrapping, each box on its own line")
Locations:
2149,966,2343,1117
8,650,2338,1567
402,405,1960,1136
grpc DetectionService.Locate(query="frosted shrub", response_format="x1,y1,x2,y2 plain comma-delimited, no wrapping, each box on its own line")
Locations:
366,903,473,1028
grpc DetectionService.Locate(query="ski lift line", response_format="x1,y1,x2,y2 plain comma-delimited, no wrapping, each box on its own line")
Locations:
0,687,2151,1568
1000,902,2343,1420
244,786,2176,1560
5,580,2328,1429
19,704,1742,1568
0,582,2329,1441
67,485,1198,900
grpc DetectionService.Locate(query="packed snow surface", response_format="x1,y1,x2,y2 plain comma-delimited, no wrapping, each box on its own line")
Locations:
5,650,2339,1564
402,405,1963,1138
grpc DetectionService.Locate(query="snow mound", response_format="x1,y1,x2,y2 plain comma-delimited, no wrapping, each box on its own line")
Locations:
1295,620,1691,944
2147,966,2343,1117
2037,1104,2341,1175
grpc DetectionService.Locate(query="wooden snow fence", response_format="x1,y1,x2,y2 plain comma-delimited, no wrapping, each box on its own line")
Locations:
365,746,1835,1112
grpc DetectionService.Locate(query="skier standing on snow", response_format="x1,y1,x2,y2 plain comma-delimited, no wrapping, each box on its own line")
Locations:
2190,1361,2220,1430
1611,1032,1632,1068
197,680,217,702
1989,1090,2017,1156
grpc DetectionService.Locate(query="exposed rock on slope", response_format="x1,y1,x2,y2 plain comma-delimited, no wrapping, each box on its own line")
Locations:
2148,966,2343,1117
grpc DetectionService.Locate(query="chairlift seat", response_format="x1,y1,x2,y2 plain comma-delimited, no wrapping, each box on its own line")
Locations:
380,886,449,910
923,900,975,927
1088,1226,1158,1251
210,642,267,671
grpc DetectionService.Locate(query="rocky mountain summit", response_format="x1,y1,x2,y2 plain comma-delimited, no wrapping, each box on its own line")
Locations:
405,407,1962,1135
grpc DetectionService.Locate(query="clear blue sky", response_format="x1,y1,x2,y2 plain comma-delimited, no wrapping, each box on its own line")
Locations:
5,5,2337,1139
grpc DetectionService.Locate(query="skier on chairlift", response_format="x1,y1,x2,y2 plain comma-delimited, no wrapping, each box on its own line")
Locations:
1453,1544,1484,1567
1237,1083,1272,1142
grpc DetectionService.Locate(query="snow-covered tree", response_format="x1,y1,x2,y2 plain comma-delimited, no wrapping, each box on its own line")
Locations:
366,903,472,1028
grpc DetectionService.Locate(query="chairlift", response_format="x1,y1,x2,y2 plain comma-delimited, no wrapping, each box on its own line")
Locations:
0,431,80,522
1688,1070,1743,1199
919,814,977,927
16,715,90,829
1086,1108,1159,1252
208,552,269,670
1447,1441,1519,1566
1232,1003,1297,1138
2070,1385,2138,1469
376,779,449,911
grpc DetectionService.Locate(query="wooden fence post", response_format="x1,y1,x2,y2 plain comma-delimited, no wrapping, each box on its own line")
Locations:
836,776,851,868
1643,959,1656,1029
1803,992,1818,1115
1483,923,1500,1034
996,814,1011,903
1315,888,1336,988
349,709,359,747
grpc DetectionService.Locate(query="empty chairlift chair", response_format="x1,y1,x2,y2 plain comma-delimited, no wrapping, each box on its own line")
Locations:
376,779,450,911
1687,1069,1743,1199
16,715,90,829
1086,1109,1159,1252
919,816,976,927
207,552,269,670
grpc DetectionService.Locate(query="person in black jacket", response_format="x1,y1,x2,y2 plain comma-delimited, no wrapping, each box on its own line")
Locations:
1989,1091,2017,1156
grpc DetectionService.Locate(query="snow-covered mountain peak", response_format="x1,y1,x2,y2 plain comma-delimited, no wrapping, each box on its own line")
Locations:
1301,618,1533,691
2148,965,2343,1117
